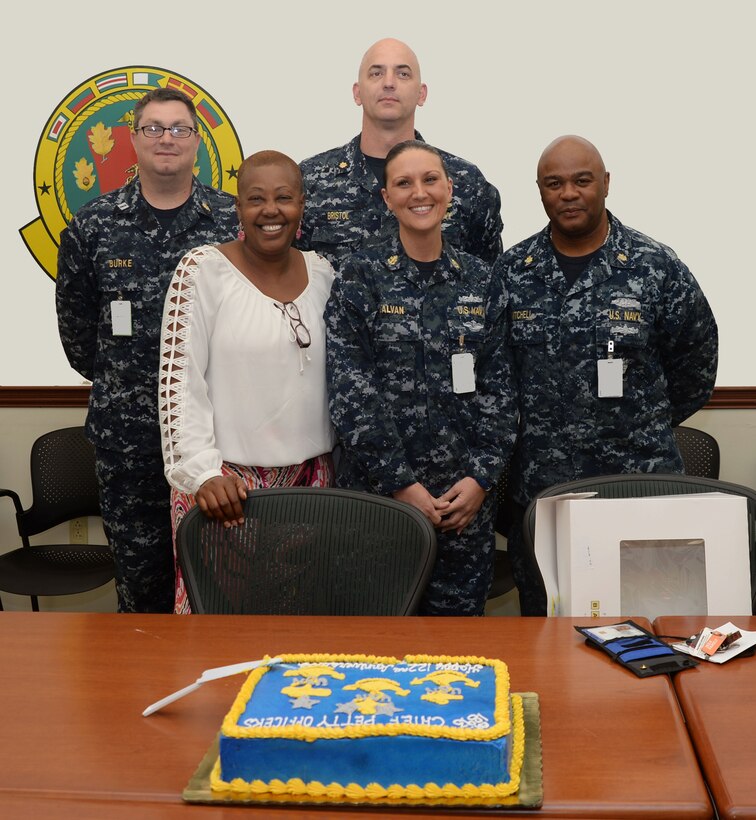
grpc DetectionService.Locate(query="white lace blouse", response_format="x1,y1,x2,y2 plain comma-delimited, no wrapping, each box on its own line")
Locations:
159,245,336,494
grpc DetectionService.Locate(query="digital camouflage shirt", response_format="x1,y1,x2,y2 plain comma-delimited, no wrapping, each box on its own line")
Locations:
326,233,516,497
299,133,503,270
495,212,718,506
56,177,238,454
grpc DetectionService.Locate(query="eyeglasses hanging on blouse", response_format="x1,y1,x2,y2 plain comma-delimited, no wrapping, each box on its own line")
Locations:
274,301,311,349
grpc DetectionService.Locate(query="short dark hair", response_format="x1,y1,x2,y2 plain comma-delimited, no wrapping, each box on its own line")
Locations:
132,87,198,130
237,150,303,194
383,139,448,187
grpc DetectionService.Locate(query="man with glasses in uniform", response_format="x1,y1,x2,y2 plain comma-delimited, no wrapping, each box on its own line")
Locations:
56,88,238,613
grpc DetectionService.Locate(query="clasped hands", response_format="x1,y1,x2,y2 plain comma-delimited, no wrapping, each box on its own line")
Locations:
392,477,487,535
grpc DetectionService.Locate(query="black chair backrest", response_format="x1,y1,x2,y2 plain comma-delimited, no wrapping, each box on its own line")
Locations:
523,473,756,614
176,487,437,615
673,426,720,479
18,427,101,537
494,458,514,536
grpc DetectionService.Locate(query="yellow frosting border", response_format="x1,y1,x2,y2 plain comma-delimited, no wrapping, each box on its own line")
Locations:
210,693,526,801
221,653,510,742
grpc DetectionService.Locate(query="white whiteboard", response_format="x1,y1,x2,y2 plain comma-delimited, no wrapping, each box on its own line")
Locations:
2,0,752,385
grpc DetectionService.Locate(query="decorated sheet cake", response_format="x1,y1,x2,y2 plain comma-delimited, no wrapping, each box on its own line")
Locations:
210,653,525,805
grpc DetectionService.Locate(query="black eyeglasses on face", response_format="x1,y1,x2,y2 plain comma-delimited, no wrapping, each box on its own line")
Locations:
275,301,311,349
136,125,197,139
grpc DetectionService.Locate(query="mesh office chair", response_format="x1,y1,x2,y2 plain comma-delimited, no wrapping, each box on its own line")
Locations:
0,426,114,611
489,460,515,599
176,487,437,615
673,426,720,479
523,473,756,614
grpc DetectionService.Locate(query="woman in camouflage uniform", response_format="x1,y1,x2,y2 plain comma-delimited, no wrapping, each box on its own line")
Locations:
326,141,516,615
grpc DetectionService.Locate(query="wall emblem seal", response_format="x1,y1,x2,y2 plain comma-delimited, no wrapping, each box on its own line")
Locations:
20,65,243,279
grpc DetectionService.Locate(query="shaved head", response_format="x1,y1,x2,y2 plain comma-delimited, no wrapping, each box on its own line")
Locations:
237,150,302,194
358,38,422,82
537,135,606,180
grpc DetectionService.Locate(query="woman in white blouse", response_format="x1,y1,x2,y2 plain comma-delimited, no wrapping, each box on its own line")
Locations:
159,150,336,613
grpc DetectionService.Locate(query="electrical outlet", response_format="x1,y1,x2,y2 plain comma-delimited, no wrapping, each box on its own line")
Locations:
69,518,88,544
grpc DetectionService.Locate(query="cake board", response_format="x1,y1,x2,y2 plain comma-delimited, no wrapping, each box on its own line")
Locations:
183,692,543,811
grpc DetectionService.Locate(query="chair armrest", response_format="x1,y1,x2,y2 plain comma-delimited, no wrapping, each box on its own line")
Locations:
0,488,24,516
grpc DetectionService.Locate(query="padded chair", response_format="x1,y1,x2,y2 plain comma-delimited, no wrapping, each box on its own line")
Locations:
673,425,720,479
523,473,756,614
176,487,437,615
0,426,114,611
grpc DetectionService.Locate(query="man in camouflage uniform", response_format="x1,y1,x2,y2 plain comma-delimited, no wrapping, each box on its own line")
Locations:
325,232,517,615
494,135,718,614
297,38,502,269
56,88,238,612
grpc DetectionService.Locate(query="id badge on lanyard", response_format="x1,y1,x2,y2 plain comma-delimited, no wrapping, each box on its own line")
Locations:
111,299,132,336
598,340,623,397
452,334,476,394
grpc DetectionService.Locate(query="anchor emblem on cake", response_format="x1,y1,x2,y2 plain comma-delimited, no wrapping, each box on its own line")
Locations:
335,677,409,716
282,664,346,708
410,669,481,705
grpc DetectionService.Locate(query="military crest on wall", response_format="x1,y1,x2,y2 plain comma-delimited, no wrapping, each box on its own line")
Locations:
20,66,244,280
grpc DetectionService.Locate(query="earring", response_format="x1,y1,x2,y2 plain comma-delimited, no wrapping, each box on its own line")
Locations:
296,221,302,241
237,223,245,241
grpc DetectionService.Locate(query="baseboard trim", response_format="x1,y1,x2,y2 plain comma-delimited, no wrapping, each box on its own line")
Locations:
2,385,755,409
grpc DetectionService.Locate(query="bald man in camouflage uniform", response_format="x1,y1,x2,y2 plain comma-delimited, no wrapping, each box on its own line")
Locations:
326,233,516,615
56,89,237,612
298,38,502,269
495,135,718,615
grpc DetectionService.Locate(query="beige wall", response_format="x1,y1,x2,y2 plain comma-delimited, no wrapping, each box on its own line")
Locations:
1,405,753,613
2,1,755,386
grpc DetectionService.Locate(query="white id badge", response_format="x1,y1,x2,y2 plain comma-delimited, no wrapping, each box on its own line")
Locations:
597,358,623,397
111,300,132,336
451,352,476,394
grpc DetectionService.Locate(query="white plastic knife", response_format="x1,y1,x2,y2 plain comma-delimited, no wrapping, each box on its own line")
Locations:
142,656,283,716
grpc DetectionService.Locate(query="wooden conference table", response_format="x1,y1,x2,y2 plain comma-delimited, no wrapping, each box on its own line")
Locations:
654,615,756,820
0,613,712,820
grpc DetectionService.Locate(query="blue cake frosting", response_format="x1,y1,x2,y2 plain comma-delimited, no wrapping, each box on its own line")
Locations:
212,653,522,800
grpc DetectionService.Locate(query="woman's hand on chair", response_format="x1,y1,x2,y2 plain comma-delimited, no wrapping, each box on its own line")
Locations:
196,476,247,527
